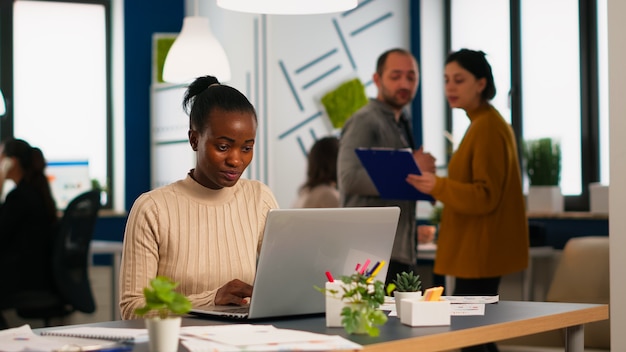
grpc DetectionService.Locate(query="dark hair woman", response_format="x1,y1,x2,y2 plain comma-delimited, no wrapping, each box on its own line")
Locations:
119,76,279,320
0,138,58,313
293,136,340,208
405,49,527,352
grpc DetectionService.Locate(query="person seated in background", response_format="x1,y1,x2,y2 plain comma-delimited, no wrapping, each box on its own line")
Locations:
292,136,340,208
119,76,279,320
0,138,58,327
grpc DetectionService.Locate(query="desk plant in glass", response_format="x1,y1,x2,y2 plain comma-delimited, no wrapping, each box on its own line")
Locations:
135,276,191,352
318,273,387,337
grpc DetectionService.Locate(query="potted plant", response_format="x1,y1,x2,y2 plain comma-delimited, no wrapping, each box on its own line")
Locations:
135,276,192,352
429,204,443,226
524,137,563,213
391,271,422,318
318,273,387,337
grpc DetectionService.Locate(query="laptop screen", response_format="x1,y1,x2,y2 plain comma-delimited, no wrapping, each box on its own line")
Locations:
248,206,400,319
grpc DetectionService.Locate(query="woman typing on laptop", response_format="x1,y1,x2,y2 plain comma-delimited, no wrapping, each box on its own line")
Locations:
119,76,279,320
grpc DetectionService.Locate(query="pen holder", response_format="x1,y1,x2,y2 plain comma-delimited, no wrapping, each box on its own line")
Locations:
400,299,451,326
324,281,349,327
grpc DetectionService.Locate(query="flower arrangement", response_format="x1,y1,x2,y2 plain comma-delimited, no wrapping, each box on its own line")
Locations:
333,273,387,336
317,261,388,337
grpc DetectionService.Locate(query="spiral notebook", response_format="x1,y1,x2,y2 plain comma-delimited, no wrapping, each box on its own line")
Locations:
40,327,149,343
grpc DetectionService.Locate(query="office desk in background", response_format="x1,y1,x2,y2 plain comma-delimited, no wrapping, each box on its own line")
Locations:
89,240,123,321
417,243,555,301
36,301,608,352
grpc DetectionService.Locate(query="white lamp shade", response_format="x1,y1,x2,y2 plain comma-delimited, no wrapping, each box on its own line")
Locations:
217,0,358,15
162,16,231,84
0,89,5,116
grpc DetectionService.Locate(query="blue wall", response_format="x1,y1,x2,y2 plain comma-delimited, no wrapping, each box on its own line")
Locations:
93,1,184,242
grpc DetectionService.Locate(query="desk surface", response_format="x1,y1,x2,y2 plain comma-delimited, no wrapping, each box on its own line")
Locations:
37,301,608,352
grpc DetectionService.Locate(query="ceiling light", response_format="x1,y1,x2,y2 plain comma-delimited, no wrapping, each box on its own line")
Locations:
162,1,231,83
217,0,358,15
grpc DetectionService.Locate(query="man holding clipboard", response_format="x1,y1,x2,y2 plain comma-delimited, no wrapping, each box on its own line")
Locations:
337,48,435,287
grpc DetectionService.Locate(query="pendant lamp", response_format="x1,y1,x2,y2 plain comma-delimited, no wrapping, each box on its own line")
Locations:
162,0,231,83
0,89,5,116
217,0,358,15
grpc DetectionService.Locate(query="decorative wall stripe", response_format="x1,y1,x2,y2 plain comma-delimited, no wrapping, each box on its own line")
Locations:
332,19,356,70
350,12,393,37
302,64,342,90
278,60,304,111
155,139,188,145
296,135,307,157
295,48,338,74
341,0,374,17
278,111,322,140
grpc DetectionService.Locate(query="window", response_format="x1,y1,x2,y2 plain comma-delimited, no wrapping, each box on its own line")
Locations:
450,0,510,149
521,0,581,195
419,0,605,211
1,0,112,209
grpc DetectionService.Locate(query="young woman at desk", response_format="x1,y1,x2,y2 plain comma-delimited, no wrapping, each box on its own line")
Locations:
119,76,279,320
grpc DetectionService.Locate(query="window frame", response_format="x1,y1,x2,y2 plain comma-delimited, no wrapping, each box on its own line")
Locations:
0,0,113,209
432,0,602,211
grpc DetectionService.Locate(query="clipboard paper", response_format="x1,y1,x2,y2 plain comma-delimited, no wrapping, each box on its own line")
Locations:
355,148,435,202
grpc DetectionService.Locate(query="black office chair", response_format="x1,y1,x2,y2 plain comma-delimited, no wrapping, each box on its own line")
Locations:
13,190,102,326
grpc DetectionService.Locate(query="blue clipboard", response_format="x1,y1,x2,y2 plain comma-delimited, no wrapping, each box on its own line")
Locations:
355,148,435,202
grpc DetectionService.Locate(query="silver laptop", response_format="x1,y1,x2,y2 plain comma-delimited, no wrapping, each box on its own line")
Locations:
190,206,400,320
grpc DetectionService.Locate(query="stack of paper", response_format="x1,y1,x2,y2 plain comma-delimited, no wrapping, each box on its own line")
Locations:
180,325,362,351
0,325,119,352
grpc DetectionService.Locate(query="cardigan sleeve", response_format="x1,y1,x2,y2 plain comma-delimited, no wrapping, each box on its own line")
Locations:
431,119,510,215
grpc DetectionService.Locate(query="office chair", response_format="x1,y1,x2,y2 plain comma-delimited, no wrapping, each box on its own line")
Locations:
13,190,102,326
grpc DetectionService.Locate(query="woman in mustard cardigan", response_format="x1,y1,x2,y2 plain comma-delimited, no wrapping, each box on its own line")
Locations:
406,50,528,299
407,48,528,352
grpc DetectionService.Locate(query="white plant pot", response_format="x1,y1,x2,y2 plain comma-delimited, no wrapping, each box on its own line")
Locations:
527,186,563,213
145,316,181,352
394,291,422,318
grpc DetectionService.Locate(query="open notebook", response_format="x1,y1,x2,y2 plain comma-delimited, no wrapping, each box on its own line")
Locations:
190,206,400,320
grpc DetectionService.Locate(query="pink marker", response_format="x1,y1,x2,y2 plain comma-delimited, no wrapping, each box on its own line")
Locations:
359,259,371,274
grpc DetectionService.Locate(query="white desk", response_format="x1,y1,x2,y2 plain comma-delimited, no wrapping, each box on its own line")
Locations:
417,243,555,301
89,240,123,321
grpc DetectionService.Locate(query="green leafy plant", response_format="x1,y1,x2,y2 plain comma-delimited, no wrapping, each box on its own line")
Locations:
524,138,561,186
317,273,387,336
429,205,443,226
392,271,422,292
134,276,192,319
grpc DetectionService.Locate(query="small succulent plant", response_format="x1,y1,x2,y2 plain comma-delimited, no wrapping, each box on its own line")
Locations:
392,271,422,292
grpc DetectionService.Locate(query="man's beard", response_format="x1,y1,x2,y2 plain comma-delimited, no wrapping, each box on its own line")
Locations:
382,89,413,110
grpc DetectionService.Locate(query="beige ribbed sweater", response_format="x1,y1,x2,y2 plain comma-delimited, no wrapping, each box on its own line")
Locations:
119,174,278,319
